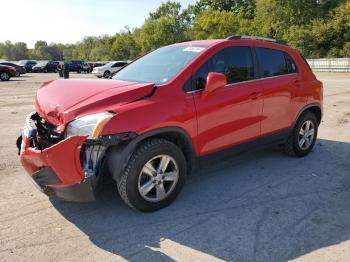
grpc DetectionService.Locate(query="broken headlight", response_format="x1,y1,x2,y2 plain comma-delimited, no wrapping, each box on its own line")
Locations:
65,112,115,139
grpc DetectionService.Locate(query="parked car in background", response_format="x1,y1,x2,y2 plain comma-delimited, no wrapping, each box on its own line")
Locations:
32,61,60,73
0,62,26,75
81,62,92,73
87,62,106,72
65,60,85,73
92,61,128,78
17,36,323,212
17,60,37,72
88,62,105,68
0,65,17,81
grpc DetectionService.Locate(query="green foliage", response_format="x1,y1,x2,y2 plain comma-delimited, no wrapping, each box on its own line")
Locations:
191,9,240,39
0,41,28,60
191,0,256,18
0,0,349,61
137,1,191,53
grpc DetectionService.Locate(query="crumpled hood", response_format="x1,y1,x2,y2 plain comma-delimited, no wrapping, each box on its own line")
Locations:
35,79,155,129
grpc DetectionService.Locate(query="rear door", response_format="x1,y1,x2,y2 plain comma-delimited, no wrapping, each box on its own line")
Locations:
256,47,300,136
192,45,263,156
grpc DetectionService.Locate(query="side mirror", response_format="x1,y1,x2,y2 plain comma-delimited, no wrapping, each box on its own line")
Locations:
203,72,227,97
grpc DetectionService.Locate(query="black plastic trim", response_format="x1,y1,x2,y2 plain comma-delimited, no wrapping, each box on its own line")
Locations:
294,103,323,126
199,127,292,167
84,132,138,146
48,178,95,202
32,167,62,187
107,127,197,180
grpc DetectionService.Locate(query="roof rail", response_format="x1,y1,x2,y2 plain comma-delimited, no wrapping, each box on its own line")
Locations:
226,35,287,45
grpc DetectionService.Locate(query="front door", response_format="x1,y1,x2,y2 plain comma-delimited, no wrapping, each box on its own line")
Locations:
192,46,263,156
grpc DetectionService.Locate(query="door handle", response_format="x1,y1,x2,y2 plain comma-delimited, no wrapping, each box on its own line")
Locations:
293,79,301,87
249,92,260,100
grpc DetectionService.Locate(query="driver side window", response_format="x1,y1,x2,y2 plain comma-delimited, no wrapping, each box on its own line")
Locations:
193,49,228,90
193,46,255,90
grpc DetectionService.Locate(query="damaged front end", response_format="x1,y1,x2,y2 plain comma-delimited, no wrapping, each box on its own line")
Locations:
17,112,134,202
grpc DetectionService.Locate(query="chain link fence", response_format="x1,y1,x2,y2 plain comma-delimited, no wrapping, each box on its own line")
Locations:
307,58,350,72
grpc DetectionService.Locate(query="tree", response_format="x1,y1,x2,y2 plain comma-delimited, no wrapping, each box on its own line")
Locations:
0,0,348,60
0,41,28,60
137,1,191,53
254,0,346,39
191,9,241,39
32,40,51,60
191,0,256,19
111,29,140,60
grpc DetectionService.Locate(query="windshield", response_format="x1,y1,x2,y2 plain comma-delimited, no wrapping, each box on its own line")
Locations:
37,61,48,66
17,61,26,66
112,45,207,85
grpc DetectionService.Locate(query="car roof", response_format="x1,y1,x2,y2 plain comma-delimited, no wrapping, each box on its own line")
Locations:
171,39,224,47
170,36,294,51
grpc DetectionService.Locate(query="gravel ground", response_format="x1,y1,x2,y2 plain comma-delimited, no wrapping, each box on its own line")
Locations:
0,72,349,261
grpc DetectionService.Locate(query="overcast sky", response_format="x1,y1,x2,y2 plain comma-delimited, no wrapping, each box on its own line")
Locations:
1,0,196,48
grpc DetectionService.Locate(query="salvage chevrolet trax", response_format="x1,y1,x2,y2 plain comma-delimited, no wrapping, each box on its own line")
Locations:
17,36,323,212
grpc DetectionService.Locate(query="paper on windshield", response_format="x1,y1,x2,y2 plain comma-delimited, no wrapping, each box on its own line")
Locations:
183,47,205,53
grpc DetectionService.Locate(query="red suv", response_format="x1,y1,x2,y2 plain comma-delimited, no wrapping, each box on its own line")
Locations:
17,36,323,212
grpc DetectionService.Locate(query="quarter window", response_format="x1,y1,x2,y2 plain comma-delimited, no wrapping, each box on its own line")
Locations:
284,53,297,73
193,46,255,90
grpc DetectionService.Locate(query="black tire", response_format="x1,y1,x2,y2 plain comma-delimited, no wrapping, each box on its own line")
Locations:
117,138,187,212
77,68,81,73
0,71,10,81
285,111,318,157
103,71,110,78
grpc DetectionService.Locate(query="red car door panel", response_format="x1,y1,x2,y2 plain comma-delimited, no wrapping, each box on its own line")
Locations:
193,81,263,155
191,45,263,156
260,74,298,135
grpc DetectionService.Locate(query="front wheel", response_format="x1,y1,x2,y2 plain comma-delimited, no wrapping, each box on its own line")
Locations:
0,71,10,81
117,138,187,212
285,111,318,157
103,71,110,78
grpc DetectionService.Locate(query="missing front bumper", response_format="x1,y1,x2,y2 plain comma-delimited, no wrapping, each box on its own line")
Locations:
32,166,95,202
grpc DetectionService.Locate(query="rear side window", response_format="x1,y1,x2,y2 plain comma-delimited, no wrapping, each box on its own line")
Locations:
284,53,297,73
193,46,255,90
258,48,288,77
114,62,127,67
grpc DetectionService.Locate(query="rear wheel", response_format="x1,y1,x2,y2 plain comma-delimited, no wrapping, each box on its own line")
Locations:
285,111,318,157
117,138,187,212
103,71,110,78
0,71,10,81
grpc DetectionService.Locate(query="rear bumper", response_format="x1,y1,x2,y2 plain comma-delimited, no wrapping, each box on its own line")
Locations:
18,112,94,202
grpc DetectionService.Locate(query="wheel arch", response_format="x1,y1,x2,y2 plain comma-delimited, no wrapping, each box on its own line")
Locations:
107,127,197,182
294,103,322,126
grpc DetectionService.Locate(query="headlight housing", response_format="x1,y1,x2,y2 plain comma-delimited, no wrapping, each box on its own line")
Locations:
65,112,115,139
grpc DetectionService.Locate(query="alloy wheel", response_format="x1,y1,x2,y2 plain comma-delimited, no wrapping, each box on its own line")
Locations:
0,72,9,81
138,154,179,202
298,120,315,150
